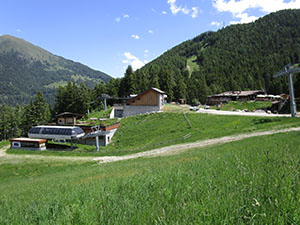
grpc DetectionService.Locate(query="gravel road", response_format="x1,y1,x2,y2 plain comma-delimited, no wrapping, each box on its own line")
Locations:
1,127,299,164
197,108,291,117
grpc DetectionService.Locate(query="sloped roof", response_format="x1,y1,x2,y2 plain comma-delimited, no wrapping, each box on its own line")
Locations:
151,87,165,94
56,112,83,117
211,90,265,97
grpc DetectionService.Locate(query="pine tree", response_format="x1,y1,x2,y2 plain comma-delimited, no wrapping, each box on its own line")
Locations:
150,74,160,89
174,74,187,100
21,92,51,135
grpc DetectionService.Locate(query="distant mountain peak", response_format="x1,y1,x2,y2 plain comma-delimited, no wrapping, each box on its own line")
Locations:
0,35,112,105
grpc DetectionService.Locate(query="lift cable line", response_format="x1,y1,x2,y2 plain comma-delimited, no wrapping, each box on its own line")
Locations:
273,63,300,117
98,94,130,111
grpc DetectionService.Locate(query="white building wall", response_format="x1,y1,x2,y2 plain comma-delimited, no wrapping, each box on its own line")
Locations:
158,93,162,110
109,107,115,119
123,105,161,117
104,128,117,145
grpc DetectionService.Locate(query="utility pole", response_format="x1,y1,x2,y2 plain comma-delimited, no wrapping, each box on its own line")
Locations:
274,63,300,117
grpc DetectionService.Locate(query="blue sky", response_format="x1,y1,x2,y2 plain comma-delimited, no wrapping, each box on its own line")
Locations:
1,0,300,78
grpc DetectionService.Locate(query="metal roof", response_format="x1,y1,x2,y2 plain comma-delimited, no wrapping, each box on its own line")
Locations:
10,137,46,143
211,90,265,97
56,112,83,117
151,87,165,94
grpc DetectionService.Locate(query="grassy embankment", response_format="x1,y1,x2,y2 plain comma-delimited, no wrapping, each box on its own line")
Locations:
0,140,9,149
78,107,118,126
209,101,273,111
7,111,300,156
1,131,300,224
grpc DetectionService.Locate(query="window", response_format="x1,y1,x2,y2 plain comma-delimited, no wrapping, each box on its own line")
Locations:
13,142,21,148
29,127,41,134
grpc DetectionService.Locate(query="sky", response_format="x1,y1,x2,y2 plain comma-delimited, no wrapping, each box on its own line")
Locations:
1,0,300,78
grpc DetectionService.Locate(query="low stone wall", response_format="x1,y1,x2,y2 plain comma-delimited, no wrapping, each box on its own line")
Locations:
123,105,160,117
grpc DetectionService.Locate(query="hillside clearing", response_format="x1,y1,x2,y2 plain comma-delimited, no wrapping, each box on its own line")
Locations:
186,55,199,77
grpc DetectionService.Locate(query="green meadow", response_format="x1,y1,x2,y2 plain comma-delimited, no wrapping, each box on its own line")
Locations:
8,112,300,156
1,131,300,224
210,101,273,111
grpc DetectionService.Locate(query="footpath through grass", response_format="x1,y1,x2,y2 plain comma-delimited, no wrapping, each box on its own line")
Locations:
1,131,300,224
8,112,300,157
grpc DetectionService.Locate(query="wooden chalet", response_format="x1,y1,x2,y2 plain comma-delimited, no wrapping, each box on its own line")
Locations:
206,90,266,106
122,88,167,117
126,87,166,108
56,112,83,125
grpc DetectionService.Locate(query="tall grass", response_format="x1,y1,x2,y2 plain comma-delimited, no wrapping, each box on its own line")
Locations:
1,131,300,224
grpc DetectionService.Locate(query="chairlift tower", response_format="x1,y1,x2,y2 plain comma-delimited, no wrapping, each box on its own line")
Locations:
273,63,300,117
99,94,113,111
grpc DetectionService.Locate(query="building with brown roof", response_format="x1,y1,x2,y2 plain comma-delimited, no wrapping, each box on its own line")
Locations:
206,90,266,106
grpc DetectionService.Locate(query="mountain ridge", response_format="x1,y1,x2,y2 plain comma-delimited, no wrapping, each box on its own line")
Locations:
134,9,300,103
0,35,111,105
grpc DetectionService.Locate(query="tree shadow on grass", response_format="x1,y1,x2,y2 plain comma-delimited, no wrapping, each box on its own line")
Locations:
253,118,282,124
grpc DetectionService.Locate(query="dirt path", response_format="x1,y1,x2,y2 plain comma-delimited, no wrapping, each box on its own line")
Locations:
93,127,300,163
1,127,300,164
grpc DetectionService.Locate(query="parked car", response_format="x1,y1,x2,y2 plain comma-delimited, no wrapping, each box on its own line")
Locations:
189,106,200,111
204,105,210,109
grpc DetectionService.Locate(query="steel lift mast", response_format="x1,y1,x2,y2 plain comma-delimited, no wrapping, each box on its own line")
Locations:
273,63,300,117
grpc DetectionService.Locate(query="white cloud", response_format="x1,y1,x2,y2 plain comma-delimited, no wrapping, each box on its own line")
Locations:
144,49,149,58
162,11,167,14
213,0,300,24
211,21,221,26
230,12,259,24
168,0,189,15
123,52,145,70
131,34,140,40
116,13,129,23
191,7,199,18
167,0,201,18
16,29,22,33
148,30,153,34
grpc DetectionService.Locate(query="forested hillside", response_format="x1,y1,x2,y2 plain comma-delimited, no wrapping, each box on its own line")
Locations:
0,35,111,105
122,9,300,104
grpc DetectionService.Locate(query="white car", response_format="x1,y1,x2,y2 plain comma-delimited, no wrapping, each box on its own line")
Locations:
189,106,200,111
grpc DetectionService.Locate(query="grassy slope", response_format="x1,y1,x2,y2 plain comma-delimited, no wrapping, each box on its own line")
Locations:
186,55,199,77
210,101,273,111
8,112,300,156
1,131,300,224
0,140,9,149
